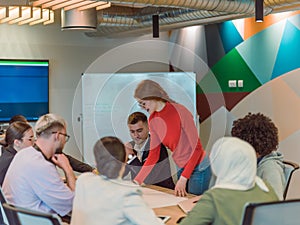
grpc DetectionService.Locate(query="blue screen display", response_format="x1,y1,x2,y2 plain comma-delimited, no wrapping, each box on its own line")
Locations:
0,60,49,122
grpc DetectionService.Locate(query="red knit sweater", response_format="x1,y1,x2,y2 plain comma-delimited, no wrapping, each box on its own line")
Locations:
134,102,206,184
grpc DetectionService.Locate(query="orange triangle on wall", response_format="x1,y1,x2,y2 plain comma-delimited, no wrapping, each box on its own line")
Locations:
244,10,300,40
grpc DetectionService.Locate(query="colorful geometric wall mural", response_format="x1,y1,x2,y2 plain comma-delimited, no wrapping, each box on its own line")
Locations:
195,11,300,121
170,10,300,199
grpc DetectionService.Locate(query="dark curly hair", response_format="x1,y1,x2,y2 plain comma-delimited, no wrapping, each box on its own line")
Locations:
231,113,279,157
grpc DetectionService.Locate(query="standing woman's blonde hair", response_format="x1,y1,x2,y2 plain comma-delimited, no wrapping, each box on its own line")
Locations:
134,79,175,103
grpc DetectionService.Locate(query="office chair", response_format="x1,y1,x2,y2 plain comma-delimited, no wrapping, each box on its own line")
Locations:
0,186,8,225
283,160,299,199
0,187,6,207
240,199,300,225
2,203,63,225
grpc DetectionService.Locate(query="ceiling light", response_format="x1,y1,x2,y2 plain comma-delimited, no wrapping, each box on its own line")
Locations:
64,1,94,11
255,0,264,22
43,10,54,24
152,14,159,38
0,5,54,25
33,0,111,11
29,9,53,25
77,1,107,11
96,2,111,10
18,7,42,25
61,7,97,31
9,6,32,24
0,7,7,20
0,6,20,23
52,0,85,10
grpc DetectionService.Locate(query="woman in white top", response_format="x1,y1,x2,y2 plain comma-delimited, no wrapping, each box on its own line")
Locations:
71,136,163,225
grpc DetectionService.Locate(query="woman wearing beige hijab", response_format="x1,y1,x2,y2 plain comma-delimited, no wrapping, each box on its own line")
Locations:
180,137,278,225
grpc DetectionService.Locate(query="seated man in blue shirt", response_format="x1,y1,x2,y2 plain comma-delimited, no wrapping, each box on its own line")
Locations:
124,112,175,189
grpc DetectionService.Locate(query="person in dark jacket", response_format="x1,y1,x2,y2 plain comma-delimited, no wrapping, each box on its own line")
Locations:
124,111,175,189
0,121,34,185
0,121,34,225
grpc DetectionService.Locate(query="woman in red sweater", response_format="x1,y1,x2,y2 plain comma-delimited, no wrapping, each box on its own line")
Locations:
133,79,211,196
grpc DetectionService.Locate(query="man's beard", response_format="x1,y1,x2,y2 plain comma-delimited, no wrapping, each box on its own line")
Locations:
55,141,64,154
55,148,63,154
134,138,145,145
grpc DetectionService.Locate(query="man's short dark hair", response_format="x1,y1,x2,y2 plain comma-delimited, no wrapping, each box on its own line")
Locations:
127,112,147,125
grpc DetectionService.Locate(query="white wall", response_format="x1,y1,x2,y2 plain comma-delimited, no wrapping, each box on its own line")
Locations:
0,20,169,161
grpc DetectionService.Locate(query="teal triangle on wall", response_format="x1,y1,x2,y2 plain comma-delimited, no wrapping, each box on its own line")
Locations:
236,20,285,84
272,19,300,78
219,21,243,53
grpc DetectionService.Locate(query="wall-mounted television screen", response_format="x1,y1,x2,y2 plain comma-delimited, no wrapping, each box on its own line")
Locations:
0,59,49,123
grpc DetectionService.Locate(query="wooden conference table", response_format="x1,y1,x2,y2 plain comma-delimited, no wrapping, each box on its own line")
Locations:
146,185,196,225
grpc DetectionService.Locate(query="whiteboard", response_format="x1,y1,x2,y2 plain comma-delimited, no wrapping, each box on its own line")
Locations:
82,72,196,165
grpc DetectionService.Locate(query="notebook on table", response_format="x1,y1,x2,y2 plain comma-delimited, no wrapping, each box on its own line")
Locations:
177,195,202,214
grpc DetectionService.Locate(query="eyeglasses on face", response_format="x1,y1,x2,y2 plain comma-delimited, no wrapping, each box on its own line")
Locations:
138,100,146,108
22,137,36,142
52,132,70,142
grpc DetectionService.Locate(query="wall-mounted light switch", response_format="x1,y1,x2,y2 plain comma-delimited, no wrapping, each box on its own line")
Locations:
228,80,237,88
238,80,243,87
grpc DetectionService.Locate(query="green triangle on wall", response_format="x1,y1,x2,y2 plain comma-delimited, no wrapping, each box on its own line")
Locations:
197,49,262,94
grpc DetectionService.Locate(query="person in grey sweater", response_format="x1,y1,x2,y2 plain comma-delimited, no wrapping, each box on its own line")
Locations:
231,112,285,200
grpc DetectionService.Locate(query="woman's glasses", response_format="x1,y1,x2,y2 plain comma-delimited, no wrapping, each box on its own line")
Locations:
22,137,36,142
138,100,146,108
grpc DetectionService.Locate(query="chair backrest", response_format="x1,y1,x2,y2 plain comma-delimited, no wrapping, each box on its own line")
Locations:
240,199,300,225
2,203,62,225
0,187,6,206
0,186,7,225
283,160,300,199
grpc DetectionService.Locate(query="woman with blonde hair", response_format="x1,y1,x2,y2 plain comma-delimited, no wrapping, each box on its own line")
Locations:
133,79,211,196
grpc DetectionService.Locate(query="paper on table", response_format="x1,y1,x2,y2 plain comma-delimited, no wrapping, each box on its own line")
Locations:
177,195,202,213
141,187,188,208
